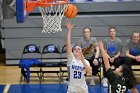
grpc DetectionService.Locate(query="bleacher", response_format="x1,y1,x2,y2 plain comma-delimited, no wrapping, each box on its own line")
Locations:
0,0,140,82
1,1,140,64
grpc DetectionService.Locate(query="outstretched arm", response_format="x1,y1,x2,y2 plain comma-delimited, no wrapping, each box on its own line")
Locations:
66,20,74,55
98,40,110,71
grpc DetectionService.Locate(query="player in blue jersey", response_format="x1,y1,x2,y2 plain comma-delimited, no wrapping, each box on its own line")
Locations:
66,20,92,93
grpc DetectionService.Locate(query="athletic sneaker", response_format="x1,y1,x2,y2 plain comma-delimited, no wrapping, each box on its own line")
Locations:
63,77,69,84
102,78,108,87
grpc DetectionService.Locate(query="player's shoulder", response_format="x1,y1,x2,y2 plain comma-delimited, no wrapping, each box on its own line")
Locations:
106,68,112,72
106,68,115,76
67,52,74,59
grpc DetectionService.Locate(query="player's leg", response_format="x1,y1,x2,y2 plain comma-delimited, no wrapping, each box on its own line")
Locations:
82,85,89,93
78,85,89,93
67,86,75,93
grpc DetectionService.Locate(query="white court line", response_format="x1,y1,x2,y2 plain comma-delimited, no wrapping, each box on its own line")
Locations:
3,84,11,93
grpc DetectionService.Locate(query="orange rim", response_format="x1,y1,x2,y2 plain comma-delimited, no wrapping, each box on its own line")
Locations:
24,0,68,13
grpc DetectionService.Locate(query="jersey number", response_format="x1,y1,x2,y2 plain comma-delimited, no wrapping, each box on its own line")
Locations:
74,71,82,79
116,84,126,93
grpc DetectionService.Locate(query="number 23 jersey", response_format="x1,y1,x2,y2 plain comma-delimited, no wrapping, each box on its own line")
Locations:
67,52,90,86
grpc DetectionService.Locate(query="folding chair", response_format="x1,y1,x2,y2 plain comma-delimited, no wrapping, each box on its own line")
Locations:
41,44,61,83
88,48,102,84
97,57,102,84
19,44,42,83
60,44,68,82
85,47,102,84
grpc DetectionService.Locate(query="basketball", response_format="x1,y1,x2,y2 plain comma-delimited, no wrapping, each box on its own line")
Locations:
64,4,78,19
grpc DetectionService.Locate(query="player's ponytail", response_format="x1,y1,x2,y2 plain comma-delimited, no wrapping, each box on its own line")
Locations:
122,64,136,88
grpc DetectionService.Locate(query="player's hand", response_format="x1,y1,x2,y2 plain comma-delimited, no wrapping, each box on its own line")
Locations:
136,56,140,62
110,58,114,63
98,40,104,50
93,59,98,66
66,19,74,31
80,52,85,61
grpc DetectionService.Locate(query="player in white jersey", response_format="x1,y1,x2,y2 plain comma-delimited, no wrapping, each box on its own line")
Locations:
66,20,92,93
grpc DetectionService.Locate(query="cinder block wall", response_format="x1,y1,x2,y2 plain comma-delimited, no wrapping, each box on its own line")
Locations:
1,2,140,65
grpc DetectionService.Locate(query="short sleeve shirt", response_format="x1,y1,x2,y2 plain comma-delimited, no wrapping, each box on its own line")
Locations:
77,37,98,59
126,39,140,56
104,37,122,57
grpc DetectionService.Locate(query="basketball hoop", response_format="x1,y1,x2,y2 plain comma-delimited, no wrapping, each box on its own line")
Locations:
16,0,69,33
39,4,67,33
38,1,68,33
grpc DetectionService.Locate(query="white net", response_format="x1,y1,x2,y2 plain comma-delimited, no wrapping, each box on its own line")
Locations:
39,3,68,33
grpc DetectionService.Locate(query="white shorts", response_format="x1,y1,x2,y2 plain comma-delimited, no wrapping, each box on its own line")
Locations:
67,85,88,93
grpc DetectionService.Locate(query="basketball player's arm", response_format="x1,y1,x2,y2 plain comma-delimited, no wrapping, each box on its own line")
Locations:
81,54,92,75
104,50,111,59
66,20,74,55
98,41,110,71
130,87,139,93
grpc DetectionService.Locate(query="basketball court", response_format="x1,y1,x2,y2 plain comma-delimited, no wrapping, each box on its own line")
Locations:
0,84,110,93
0,0,140,93
1,84,140,93
0,65,140,93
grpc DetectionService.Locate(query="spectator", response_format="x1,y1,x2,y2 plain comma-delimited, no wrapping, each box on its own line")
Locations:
77,27,100,86
125,31,140,69
102,27,122,87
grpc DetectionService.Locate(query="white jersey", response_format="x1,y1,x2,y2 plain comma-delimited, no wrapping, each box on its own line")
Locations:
67,52,90,93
